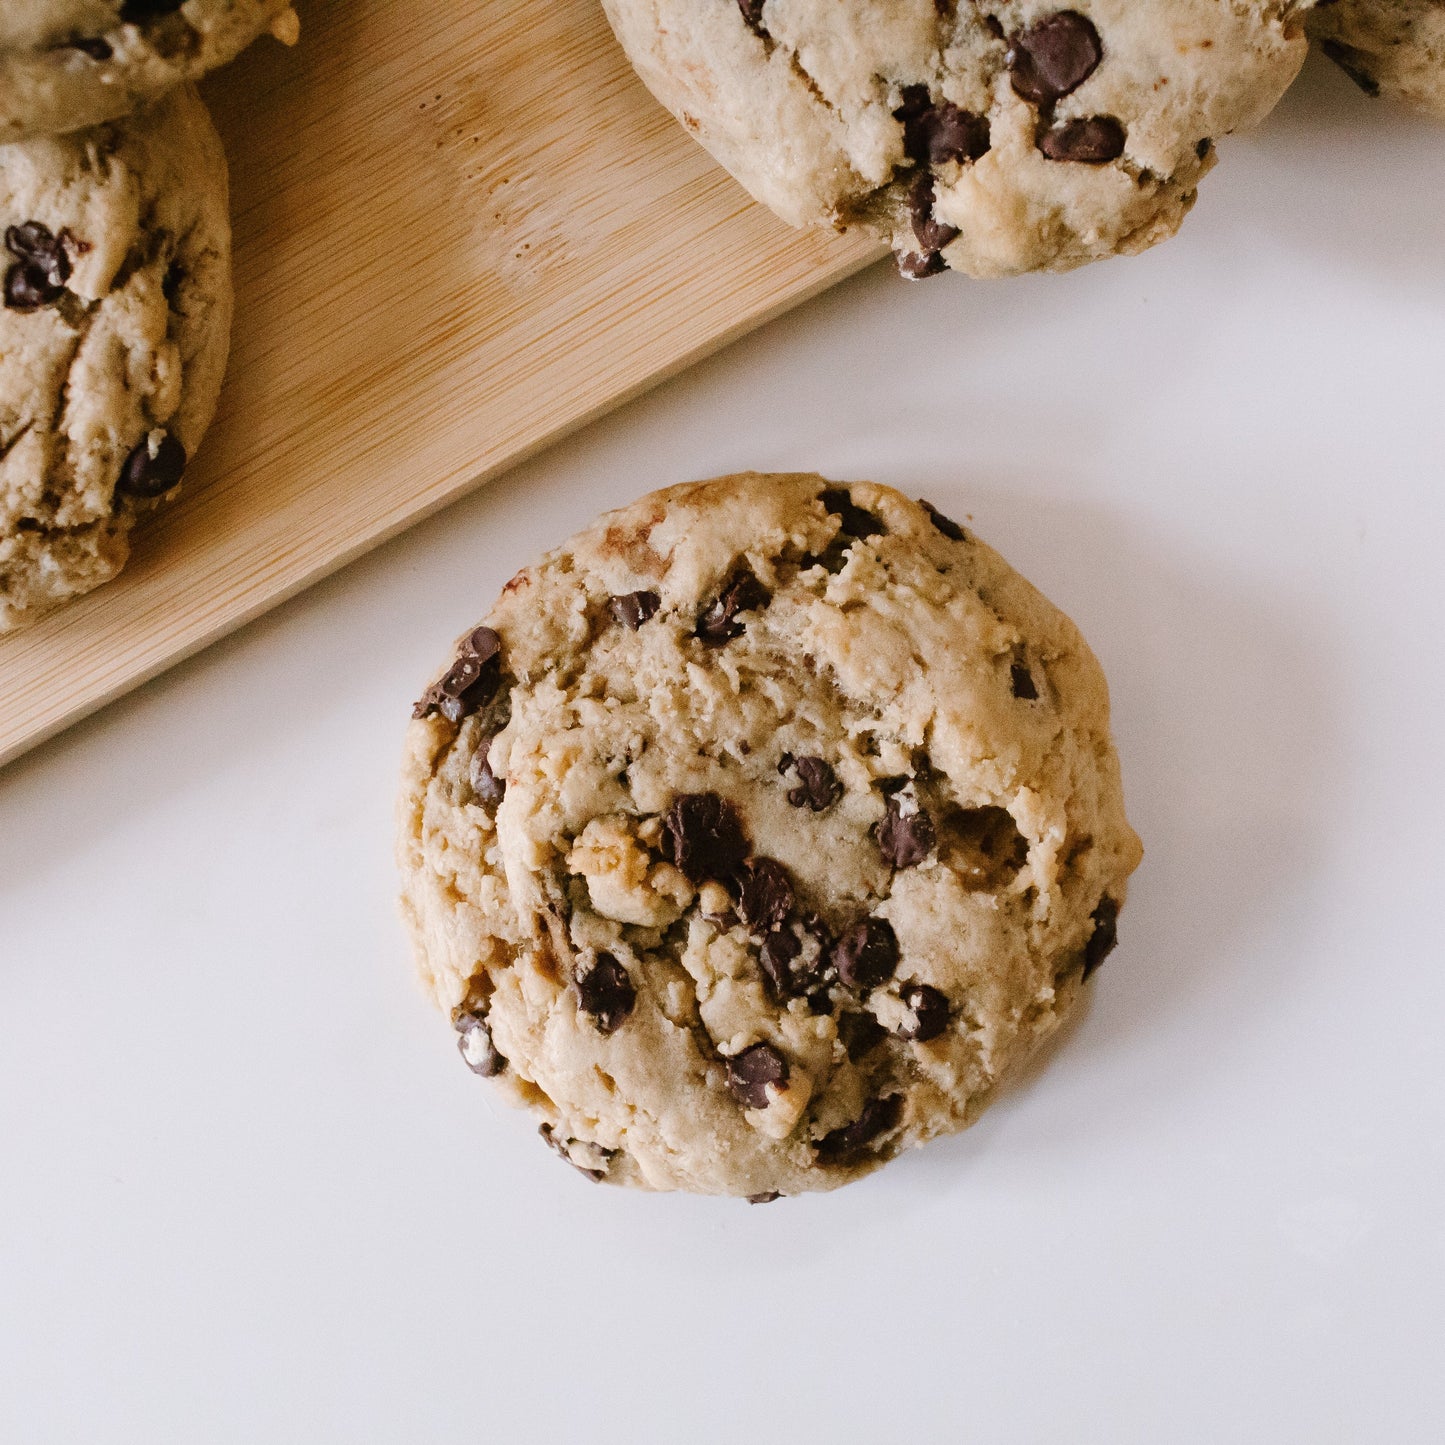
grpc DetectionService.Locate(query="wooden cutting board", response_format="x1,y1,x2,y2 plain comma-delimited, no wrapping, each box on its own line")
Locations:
0,0,878,769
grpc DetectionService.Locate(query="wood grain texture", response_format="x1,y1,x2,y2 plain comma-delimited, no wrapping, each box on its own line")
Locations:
0,0,879,769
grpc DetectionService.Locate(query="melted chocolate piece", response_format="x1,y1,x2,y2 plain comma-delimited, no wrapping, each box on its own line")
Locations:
814,1094,903,1163
832,917,899,990
575,952,636,1034
876,793,935,869
1010,12,1103,105
726,1042,789,1109
663,792,749,883
736,857,795,935
1082,897,1119,978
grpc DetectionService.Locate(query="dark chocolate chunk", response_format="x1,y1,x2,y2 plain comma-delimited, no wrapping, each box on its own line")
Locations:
736,857,794,935
4,222,71,312
938,805,1027,889
759,914,830,999
455,1010,505,1076
894,85,991,167
782,754,842,812
837,1009,887,1061
470,737,506,809
814,1094,903,1163
609,590,660,630
663,792,749,883
1038,116,1126,164
119,0,186,18
919,499,967,541
726,1042,789,1109
412,629,502,721
538,1123,609,1182
737,0,768,38
461,626,501,664
897,984,950,1042
820,486,883,541
575,952,636,1034
831,917,899,990
696,567,768,644
896,249,947,280
876,793,936,869
1010,662,1039,700
907,171,960,253
1082,896,1119,978
1009,11,1103,105
747,1191,781,1204
65,37,114,60
1320,40,1381,98
116,433,187,499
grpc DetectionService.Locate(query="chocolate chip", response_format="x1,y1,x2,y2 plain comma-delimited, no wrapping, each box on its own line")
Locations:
897,984,950,1042
907,171,959,253
575,952,636,1034
116,433,186,499
737,0,768,37
726,1042,789,1109
876,793,935,869
759,913,830,999
1082,897,1119,978
747,1191,781,1204
461,626,501,664
470,737,505,809
609,590,660,630
736,857,794,934
781,754,842,812
1010,662,1039,700
919,499,966,541
4,223,71,312
814,1094,902,1163
1009,12,1103,105
696,568,768,644
837,1009,886,1061
832,917,899,990
538,1123,609,1182
65,37,114,60
413,629,502,721
896,250,947,280
819,486,883,541
1038,116,1126,164
455,1010,505,1076
938,805,1027,889
663,792,749,883
119,0,186,19
1320,40,1381,98
894,86,991,167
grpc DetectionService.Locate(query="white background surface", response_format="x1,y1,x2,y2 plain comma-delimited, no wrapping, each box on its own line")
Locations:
3,57,1444,1443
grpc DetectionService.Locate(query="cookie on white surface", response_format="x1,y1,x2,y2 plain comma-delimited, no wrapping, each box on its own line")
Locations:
0,84,232,631
0,1,298,144
398,473,1142,1197
1310,0,1445,116
600,0,1311,278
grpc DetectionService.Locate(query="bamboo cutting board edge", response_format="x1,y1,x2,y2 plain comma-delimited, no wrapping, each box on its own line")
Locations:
0,242,881,773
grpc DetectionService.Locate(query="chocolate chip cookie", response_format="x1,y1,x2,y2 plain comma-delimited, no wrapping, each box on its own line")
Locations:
398,473,1143,1197
600,1,1310,278
1310,1,1445,116
0,1,299,143
0,85,232,630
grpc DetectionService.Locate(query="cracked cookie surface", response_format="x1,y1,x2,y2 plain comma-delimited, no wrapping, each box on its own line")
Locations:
398,473,1143,1197
0,1,298,143
1310,0,1445,115
600,0,1310,277
0,84,231,630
